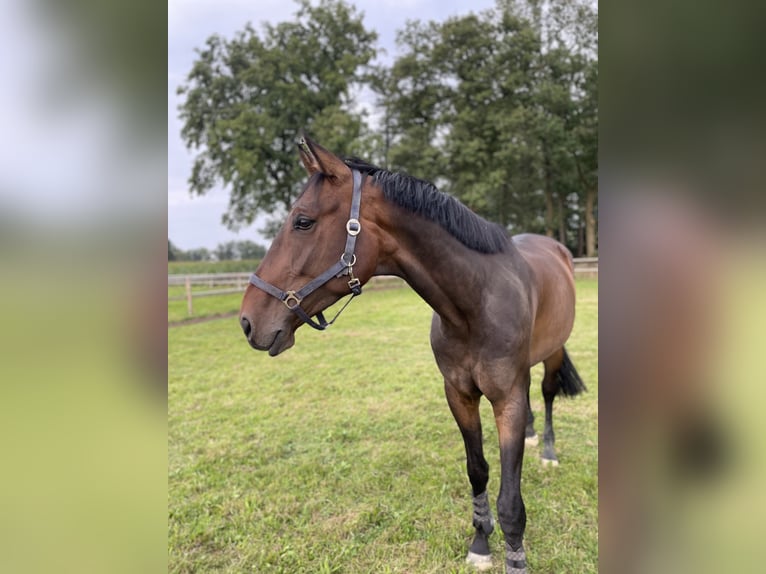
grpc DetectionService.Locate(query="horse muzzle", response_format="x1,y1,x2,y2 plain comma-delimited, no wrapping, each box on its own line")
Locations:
239,316,295,356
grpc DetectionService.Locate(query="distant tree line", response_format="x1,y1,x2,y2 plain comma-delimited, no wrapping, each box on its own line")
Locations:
168,239,266,262
177,0,597,256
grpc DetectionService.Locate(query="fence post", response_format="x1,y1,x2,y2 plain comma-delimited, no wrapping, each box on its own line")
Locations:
185,276,193,316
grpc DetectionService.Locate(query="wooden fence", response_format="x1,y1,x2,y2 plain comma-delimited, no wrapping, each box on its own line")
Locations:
169,259,598,316
573,257,599,278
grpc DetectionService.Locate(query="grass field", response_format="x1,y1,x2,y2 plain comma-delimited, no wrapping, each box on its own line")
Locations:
168,290,244,324
168,279,598,573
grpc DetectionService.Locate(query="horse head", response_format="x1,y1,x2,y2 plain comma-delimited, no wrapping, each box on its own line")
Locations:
239,135,380,355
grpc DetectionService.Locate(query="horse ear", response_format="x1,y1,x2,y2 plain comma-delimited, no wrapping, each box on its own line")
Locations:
301,134,351,184
297,135,321,176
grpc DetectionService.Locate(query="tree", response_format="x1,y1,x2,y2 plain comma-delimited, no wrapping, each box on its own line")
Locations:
371,20,449,180
571,56,598,256
236,240,266,260
212,240,266,260
177,0,377,234
214,241,238,261
379,6,546,232
531,0,598,254
439,10,545,233
168,239,179,261
168,240,210,261
377,0,598,254
183,248,212,261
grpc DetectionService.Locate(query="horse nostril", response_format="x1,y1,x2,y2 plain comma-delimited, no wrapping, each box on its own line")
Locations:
240,316,252,337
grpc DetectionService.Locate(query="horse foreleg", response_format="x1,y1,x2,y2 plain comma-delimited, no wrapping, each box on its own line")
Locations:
443,379,494,571
492,372,530,574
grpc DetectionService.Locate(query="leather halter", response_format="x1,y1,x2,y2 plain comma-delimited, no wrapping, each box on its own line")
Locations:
248,170,364,331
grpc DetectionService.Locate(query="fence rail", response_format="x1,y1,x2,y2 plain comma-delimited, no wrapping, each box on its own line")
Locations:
572,257,598,277
169,258,597,316
168,272,251,287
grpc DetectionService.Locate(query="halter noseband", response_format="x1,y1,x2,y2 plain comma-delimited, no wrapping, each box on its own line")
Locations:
248,170,364,331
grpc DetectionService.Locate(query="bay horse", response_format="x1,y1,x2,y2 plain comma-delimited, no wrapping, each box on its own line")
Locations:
239,135,585,573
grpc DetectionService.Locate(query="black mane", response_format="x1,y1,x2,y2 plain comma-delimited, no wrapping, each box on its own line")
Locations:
344,158,508,254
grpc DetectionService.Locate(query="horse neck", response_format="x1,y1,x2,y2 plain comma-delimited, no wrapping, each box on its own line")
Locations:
374,204,516,330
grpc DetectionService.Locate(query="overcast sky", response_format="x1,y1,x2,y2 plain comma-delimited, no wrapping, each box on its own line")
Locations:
168,0,498,250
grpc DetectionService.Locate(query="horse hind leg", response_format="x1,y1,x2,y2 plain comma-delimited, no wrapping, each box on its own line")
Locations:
443,380,495,571
541,347,587,467
524,386,538,447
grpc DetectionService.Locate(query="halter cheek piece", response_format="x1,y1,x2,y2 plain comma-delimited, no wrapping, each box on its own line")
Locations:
248,170,364,331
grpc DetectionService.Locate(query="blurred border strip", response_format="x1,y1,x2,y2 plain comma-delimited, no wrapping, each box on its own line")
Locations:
601,1,766,573
0,0,167,572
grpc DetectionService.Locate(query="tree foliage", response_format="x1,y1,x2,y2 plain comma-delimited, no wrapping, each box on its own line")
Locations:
182,247,212,262
376,0,598,254
168,239,179,261
214,240,266,261
169,239,266,262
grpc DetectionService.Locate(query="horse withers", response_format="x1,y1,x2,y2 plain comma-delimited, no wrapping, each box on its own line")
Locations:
239,135,585,573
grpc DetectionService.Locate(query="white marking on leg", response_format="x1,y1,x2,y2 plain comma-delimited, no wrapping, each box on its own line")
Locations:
466,551,493,571
525,434,539,447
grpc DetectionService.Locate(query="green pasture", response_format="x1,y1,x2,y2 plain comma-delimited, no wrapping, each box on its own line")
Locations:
169,279,598,573
168,289,244,324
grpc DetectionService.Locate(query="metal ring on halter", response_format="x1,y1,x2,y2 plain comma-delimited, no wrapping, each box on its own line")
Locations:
340,253,356,267
346,218,361,236
283,291,301,310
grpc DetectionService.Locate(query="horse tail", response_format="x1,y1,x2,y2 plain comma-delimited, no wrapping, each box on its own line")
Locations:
556,347,587,397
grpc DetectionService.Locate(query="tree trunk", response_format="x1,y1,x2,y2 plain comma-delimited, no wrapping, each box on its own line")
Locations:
383,109,392,170
544,188,555,237
543,143,555,237
585,187,597,256
557,192,567,245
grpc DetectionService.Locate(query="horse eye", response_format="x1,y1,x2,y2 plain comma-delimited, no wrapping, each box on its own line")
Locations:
293,216,315,231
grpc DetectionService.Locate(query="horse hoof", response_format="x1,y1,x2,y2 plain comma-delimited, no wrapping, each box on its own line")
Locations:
466,551,493,571
541,457,559,467
525,434,539,447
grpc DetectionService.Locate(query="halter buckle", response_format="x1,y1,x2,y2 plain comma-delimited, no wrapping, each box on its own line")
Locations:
346,218,361,236
340,253,356,267
283,291,302,310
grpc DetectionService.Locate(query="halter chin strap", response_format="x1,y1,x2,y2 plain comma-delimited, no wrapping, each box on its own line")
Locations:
248,170,364,330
